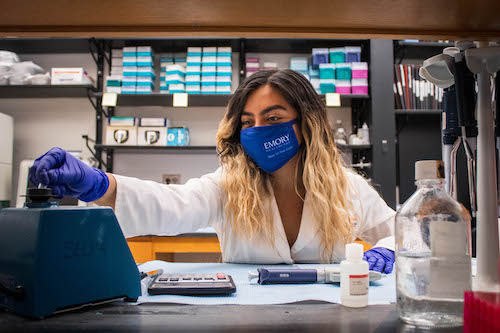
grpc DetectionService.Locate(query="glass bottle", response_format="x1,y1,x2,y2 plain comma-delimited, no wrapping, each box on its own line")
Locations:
395,160,472,328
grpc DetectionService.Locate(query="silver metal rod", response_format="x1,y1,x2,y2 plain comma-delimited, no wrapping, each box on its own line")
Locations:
461,134,477,217
475,64,500,292
443,143,453,193
450,139,461,199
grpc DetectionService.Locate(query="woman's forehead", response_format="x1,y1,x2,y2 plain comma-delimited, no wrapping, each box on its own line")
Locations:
243,85,294,116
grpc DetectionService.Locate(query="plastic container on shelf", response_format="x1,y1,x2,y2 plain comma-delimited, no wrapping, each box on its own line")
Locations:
352,62,369,79
335,80,351,94
312,48,329,69
320,79,335,94
336,63,352,80
351,78,369,95
319,63,336,79
345,46,362,62
329,47,346,63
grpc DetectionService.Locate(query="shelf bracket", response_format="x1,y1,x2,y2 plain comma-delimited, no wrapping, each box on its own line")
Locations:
82,135,108,170
87,89,109,118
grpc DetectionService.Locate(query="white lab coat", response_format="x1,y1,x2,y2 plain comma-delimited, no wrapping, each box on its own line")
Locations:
111,168,395,264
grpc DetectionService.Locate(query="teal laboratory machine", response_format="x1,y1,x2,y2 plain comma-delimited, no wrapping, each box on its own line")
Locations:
0,188,141,318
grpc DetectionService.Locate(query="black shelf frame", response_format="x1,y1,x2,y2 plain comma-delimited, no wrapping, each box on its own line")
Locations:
0,85,96,98
92,92,369,108
337,144,372,150
395,109,442,115
397,41,454,47
96,144,216,152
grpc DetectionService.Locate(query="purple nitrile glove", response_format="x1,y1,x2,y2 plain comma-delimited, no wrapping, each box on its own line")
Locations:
29,147,109,202
363,247,395,274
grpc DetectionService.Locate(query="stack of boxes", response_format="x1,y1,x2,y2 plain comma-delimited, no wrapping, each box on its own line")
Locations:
201,47,217,94
160,54,174,93
136,47,155,94
312,46,368,95
122,47,137,94
160,54,187,93
290,57,309,79
106,49,123,93
186,47,202,94
122,46,156,94
216,47,232,94
165,64,186,93
245,57,260,78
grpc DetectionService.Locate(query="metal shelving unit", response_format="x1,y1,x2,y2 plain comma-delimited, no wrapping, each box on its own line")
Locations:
0,37,389,201
94,38,375,183
0,85,96,98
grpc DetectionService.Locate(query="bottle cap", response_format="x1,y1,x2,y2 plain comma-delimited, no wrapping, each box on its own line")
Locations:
345,243,363,260
415,160,445,180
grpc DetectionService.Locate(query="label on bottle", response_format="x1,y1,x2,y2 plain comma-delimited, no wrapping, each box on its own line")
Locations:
349,274,368,296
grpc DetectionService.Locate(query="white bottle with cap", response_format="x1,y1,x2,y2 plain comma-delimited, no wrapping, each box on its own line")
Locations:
340,243,369,307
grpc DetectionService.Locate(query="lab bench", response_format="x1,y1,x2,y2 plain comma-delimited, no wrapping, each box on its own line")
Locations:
0,302,461,332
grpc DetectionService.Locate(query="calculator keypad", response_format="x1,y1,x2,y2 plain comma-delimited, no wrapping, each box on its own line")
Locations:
148,273,236,296
155,273,230,283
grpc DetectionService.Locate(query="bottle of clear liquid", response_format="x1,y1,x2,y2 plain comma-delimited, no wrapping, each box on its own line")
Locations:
395,160,472,328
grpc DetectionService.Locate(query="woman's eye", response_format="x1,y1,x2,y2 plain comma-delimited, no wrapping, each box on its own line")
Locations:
241,120,252,126
268,116,279,122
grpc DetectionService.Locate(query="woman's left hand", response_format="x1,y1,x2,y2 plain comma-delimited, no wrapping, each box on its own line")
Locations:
363,247,395,274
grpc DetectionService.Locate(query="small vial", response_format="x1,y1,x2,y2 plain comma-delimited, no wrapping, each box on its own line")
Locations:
340,243,369,308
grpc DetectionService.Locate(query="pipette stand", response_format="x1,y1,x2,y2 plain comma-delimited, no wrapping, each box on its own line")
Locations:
465,42,500,292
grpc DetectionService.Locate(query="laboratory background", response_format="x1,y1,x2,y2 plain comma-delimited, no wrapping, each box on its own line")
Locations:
1,1,500,332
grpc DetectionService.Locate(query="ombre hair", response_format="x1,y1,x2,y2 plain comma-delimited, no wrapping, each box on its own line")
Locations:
216,69,355,262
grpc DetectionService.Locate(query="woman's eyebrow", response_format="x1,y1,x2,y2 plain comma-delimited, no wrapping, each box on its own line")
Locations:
241,105,287,117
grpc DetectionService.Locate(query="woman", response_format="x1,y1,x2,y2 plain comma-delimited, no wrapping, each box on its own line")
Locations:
30,69,395,273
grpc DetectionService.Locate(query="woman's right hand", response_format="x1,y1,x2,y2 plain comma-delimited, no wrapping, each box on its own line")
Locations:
29,147,110,202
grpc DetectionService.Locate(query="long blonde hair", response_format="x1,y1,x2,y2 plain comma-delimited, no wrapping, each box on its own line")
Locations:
216,69,354,261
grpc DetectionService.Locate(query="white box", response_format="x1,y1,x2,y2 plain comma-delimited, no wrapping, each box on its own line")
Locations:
203,47,217,54
51,68,92,85
246,62,260,69
106,86,122,94
111,57,123,66
138,127,167,146
139,118,167,127
217,47,232,54
106,118,137,145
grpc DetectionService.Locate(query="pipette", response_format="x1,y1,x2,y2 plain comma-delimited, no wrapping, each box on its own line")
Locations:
248,267,383,284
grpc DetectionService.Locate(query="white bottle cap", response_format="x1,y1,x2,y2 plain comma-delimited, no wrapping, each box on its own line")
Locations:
345,243,363,260
415,160,445,180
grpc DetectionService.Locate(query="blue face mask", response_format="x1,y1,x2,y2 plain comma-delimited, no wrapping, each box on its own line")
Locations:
240,119,300,173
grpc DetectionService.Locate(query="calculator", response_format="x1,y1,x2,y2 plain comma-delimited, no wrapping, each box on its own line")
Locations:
148,273,237,296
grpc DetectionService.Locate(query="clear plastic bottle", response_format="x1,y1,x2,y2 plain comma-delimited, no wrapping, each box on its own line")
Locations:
359,123,370,144
340,243,369,308
395,160,472,328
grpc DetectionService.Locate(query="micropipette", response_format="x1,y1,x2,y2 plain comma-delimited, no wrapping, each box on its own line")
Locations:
248,267,383,284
